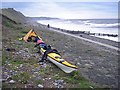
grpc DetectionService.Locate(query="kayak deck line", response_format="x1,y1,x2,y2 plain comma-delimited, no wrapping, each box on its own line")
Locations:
40,48,78,73
41,48,78,69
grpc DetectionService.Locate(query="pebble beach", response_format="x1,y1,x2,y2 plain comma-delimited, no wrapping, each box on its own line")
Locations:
34,23,119,88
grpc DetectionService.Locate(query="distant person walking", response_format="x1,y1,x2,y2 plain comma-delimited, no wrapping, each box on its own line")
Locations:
47,24,50,28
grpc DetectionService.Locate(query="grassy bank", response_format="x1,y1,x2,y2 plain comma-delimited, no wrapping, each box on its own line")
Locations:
2,10,99,88
2,8,118,88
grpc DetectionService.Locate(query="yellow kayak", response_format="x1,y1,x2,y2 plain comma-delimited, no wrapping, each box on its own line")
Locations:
23,29,78,73
40,48,78,73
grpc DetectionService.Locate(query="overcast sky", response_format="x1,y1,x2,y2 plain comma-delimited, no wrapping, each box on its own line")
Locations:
1,0,119,2
1,0,119,19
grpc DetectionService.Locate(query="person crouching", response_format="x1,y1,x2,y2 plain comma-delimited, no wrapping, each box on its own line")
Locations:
34,36,46,53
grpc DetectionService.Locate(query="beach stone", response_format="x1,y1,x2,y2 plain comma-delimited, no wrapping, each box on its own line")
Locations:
54,80,64,88
15,41,21,45
41,63,47,68
48,78,51,80
9,70,13,73
9,80,16,84
55,80,64,84
84,64,92,68
89,86,94,89
2,74,9,82
78,56,82,59
25,84,34,88
20,64,23,68
38,84,44,88
7,76,12,80
35,74,41,79
24,48,29,52
54,82,58,86
77,62,81,66
8,64,11,66
32,75,36,78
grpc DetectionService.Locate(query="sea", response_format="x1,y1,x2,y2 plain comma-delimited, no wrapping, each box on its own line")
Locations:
37,19,119,42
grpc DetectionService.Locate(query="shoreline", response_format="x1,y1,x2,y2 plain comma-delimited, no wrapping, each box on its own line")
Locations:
38,23,119,51
2,8,119,88
37,20,118,42
40,23,119,42
31,22,118,88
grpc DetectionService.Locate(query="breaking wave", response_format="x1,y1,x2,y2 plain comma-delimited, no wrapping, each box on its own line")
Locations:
37,19,118,42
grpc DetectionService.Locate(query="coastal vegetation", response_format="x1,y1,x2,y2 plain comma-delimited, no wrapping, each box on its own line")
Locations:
1,8,118,88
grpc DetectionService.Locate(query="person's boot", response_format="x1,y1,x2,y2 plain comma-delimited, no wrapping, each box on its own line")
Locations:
39,60,44,62
39,58,46,62
38,60,44,65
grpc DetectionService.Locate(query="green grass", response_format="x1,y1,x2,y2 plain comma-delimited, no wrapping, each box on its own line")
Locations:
12,72,30,84
9,60,23,70
1,9,99,88
10,59,23,65
39,65,52,77
4,20,14,28
52,74,62,80
2,54,8,65
52,70,98,88
35,79,43,85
